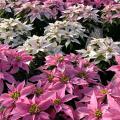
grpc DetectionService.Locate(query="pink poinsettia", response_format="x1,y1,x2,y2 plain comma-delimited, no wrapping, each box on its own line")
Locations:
44,53,82,67
106,95,120,120
11,96,51,120
0,44,33,94
76,92,109,120
6,50,33,73
30,68,58,84
72,65,99,86
53,64,75,93
79,80,120,104
82,0,114,7
44,0,65,18
50,88,76,119
52,92,76,112
31,81,52,96
102,3,120,22
0,59,16,94
0,81,34,107
65,53,82,64
0,45,32,75
30,53,100,94
93,0,114,7
45,53,66,67
30,80,62,98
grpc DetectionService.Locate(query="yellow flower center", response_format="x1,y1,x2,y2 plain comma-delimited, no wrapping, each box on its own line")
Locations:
35,88,43,96
107,47,113,53
11,91,20,100
57,56,64,62
48,74,54,82
95,109,102,118
84,63,90,67
54,99,61,105
77,71,88,79
60,75,69,83
100,89,108,95
16,56,21,61
29,104,40,114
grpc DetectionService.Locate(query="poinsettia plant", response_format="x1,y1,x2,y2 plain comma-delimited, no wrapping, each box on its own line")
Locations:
0,0,120,120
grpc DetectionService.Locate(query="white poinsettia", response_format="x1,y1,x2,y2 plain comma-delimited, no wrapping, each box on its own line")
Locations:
77,37,120,63
18,35,62,55
61,4,99,22
0,18,32,47
44,20,86,47
114,0,120,3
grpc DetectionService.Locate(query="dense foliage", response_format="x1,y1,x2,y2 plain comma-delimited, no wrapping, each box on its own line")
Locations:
0,0,120,120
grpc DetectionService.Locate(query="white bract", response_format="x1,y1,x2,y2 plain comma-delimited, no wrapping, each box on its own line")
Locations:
62,4,99,22
0,18,32,47
114,0,120,2
77,37,120,63
44,20,85,47
18,35,62,55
